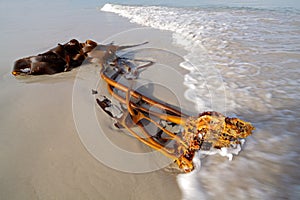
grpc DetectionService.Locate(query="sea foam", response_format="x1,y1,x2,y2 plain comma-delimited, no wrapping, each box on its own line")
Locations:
100,3,300,199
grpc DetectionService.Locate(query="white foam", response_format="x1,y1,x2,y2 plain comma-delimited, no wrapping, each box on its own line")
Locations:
100,3,114,12
100,4,300,198
100,4,234,112
176,152,207,200
99,4,300,107
177,141,244,200
199,139,245,161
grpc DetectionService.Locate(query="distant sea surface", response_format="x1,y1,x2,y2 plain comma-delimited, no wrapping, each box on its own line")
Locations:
77,0,300,10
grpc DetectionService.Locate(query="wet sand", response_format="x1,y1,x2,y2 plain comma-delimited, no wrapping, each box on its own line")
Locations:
0,1,189,199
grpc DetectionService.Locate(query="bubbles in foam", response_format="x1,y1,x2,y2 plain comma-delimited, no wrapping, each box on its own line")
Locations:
177,152,207,200
100,3,113,12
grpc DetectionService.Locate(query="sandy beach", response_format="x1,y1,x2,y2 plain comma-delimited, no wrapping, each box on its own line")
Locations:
2,1,300,199
0,1,189,199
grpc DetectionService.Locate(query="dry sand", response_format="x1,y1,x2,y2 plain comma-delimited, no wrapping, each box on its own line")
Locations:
0,1,193,199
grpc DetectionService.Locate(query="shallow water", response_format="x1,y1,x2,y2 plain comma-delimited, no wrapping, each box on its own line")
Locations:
101,3,300,199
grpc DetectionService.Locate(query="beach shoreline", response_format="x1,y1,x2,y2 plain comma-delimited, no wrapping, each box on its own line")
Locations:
1,1,300,199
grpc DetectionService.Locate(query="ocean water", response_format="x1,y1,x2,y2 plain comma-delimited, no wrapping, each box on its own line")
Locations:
99,1,300,199
75,0,300,10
